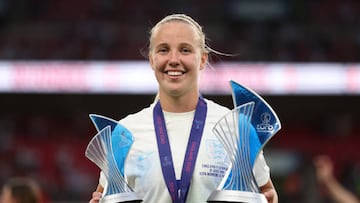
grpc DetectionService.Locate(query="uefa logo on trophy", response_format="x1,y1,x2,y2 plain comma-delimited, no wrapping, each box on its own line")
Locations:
85,114,142,203
207,81,281,203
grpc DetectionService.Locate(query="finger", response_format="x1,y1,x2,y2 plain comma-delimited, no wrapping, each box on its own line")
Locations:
90,191,102,203
263,190,274,203
92,191,102,198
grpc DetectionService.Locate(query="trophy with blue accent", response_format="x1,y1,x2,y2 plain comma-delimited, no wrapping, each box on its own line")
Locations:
207,80,281,203
85,114,142,203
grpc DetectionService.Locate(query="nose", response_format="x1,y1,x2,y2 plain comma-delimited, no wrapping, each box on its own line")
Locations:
168,50,180,67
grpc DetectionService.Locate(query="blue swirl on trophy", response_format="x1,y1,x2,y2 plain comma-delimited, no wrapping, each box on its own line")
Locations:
230,80,281,146
208,80,281,203
85,114,142,203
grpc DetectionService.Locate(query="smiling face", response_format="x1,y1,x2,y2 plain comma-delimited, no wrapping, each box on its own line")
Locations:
149,21,208,99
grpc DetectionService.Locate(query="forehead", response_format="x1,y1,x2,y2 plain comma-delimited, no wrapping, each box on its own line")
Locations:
152,21,198,42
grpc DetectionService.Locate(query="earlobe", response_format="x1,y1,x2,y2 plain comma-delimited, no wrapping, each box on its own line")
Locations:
200,53,208,70
149,54,155,70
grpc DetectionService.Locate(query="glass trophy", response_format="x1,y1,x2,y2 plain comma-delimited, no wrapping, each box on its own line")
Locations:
85,114,142,203
207,81,281,203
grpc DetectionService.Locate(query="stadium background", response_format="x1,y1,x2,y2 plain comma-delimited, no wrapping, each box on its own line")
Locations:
0,1,360,202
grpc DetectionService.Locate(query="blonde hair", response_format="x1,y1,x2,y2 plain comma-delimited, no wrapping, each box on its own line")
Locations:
148,14,209,55
147,14,234,59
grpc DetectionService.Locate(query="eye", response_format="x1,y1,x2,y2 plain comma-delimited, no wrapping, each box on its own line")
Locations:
159,47,168,53
156,45,169,54
180,47,192,54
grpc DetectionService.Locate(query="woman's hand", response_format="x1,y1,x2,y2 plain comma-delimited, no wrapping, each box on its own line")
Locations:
262,187,277,203
260,179,278,203
89,191,102,203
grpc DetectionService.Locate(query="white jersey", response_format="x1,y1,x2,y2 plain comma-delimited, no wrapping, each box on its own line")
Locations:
99,99,270,203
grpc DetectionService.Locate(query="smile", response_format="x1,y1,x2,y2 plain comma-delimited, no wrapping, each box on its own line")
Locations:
166,71,184,76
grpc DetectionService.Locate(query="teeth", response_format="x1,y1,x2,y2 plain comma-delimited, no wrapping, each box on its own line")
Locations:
167,71,183,76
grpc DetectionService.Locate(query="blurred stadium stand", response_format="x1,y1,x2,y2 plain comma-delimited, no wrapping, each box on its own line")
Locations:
0,0,359,62
0,0,360,202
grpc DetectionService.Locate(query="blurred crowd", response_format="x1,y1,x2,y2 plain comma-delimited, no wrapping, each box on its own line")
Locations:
0,0,360,202
0,113,99,202
0,0,359,62
0,102,359,202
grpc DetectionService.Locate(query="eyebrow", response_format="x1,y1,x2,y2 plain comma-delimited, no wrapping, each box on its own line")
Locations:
155,42,195,49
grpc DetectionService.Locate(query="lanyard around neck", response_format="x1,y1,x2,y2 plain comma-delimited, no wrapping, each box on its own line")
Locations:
153,97,207,203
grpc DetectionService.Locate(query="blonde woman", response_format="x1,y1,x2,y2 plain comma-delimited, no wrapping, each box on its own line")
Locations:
89,14,278,203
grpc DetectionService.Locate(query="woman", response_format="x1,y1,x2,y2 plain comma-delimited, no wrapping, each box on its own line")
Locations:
90,14,278,203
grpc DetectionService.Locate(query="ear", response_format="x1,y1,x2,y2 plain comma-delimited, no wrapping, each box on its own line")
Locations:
200,52,208,70
149,52,155,70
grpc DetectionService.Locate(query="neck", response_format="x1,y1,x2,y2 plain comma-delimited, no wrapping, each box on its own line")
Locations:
159,92,200,113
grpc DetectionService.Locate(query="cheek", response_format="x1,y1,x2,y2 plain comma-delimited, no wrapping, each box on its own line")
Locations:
150,56,163,70
193,54,203,70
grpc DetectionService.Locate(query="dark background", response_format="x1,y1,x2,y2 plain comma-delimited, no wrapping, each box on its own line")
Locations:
0,1,360,202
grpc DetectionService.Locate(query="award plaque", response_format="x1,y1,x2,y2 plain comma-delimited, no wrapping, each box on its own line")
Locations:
85,114,142,203
208,81,281,203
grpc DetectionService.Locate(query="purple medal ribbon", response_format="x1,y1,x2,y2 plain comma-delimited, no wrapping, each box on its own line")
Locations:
153,97,207,203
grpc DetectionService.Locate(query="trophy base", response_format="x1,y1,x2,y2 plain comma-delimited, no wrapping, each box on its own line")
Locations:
207,190,267,203
101,192,142,203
